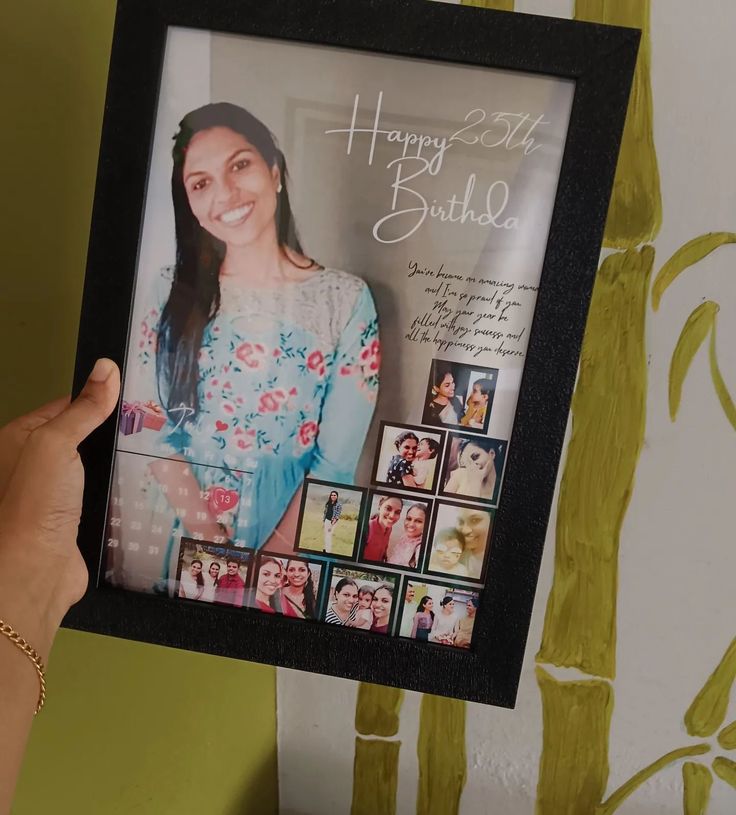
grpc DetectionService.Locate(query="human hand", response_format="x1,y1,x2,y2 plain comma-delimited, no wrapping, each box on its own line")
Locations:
0,359,120,657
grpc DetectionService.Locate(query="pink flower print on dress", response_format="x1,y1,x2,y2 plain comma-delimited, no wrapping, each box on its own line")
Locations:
306,350,326,378
358,338,381,376
258,392,280,413
297,420,319,449
235,427,256,451
235,342,268,370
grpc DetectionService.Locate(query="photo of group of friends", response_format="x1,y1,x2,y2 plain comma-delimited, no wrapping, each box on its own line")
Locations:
177,533,480,647
176,540,251,607
296,479,492,583
399,582,479,649
176,540,323,619
165,352,507,652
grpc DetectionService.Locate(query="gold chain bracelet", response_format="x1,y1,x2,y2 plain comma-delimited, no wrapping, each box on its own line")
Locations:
0,619,46,715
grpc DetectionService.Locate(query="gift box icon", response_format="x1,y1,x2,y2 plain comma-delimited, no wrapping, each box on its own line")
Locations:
141,400,166,431
120,401,144,436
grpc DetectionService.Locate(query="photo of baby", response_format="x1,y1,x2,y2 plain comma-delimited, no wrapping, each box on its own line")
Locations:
360,492,431,569
421,359,498,435
426,502,494,581
371,421,444,494
175,538,252,608
295,479,366,559
323,567,398,635
440,433,507,505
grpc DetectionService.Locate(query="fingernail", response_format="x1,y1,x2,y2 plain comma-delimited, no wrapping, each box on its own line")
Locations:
89,358,115,383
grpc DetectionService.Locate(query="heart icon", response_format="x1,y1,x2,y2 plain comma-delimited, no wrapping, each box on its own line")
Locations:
209,487,239,515
215,420,229,432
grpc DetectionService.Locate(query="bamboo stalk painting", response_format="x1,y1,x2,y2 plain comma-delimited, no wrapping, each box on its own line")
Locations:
348,3,517,810
347,1,736,812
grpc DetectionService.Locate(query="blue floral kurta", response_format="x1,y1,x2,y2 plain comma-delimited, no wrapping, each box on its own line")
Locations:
120,267,379,583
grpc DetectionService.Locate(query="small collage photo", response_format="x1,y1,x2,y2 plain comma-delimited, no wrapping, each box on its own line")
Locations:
173,357,509,651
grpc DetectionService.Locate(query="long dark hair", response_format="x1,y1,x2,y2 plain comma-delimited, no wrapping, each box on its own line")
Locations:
190,559,204,587
417,595,435,621
325,491,339,510
257,556,284,612
285,558,318,619
157,102,304,417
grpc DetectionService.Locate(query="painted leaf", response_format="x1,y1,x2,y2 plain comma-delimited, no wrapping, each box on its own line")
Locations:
669,302,719,422
682,762,712,815
652,232,736,310
685,637,736,737
709,326,736,432
596,744,710,815
712,757,736,789
717,720,736,750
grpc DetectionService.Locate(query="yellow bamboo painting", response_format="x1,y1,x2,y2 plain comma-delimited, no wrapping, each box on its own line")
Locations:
348,1,736,812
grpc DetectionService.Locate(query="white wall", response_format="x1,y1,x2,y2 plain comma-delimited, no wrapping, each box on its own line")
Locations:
277,1,736,813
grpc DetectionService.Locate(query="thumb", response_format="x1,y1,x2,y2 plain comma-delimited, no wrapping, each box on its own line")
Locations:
45,359,121,446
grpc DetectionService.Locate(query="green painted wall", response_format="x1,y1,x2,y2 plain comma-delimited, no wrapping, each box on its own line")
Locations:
3,3,279,812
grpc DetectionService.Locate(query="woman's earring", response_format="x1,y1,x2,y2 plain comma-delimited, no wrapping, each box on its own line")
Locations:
277,182,283,193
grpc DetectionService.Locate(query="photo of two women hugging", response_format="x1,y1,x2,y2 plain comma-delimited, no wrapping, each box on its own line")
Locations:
361,494,430,569
244,555,322,619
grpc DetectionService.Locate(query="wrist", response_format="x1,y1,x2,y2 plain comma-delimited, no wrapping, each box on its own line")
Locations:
0,552,74,662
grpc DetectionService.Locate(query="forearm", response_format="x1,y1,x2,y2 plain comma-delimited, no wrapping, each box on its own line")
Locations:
263,487,303,555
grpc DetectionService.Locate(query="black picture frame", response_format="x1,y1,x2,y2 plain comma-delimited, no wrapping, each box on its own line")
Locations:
68,0,639,706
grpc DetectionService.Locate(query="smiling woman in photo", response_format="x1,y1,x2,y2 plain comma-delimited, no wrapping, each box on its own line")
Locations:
178,559,205,600
245,556,285,614
114,102,380,592
325,577,359,625
363,495,404,563
423,362,464,427
444,437,499,501
281,558,318,619
369,583,394,635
